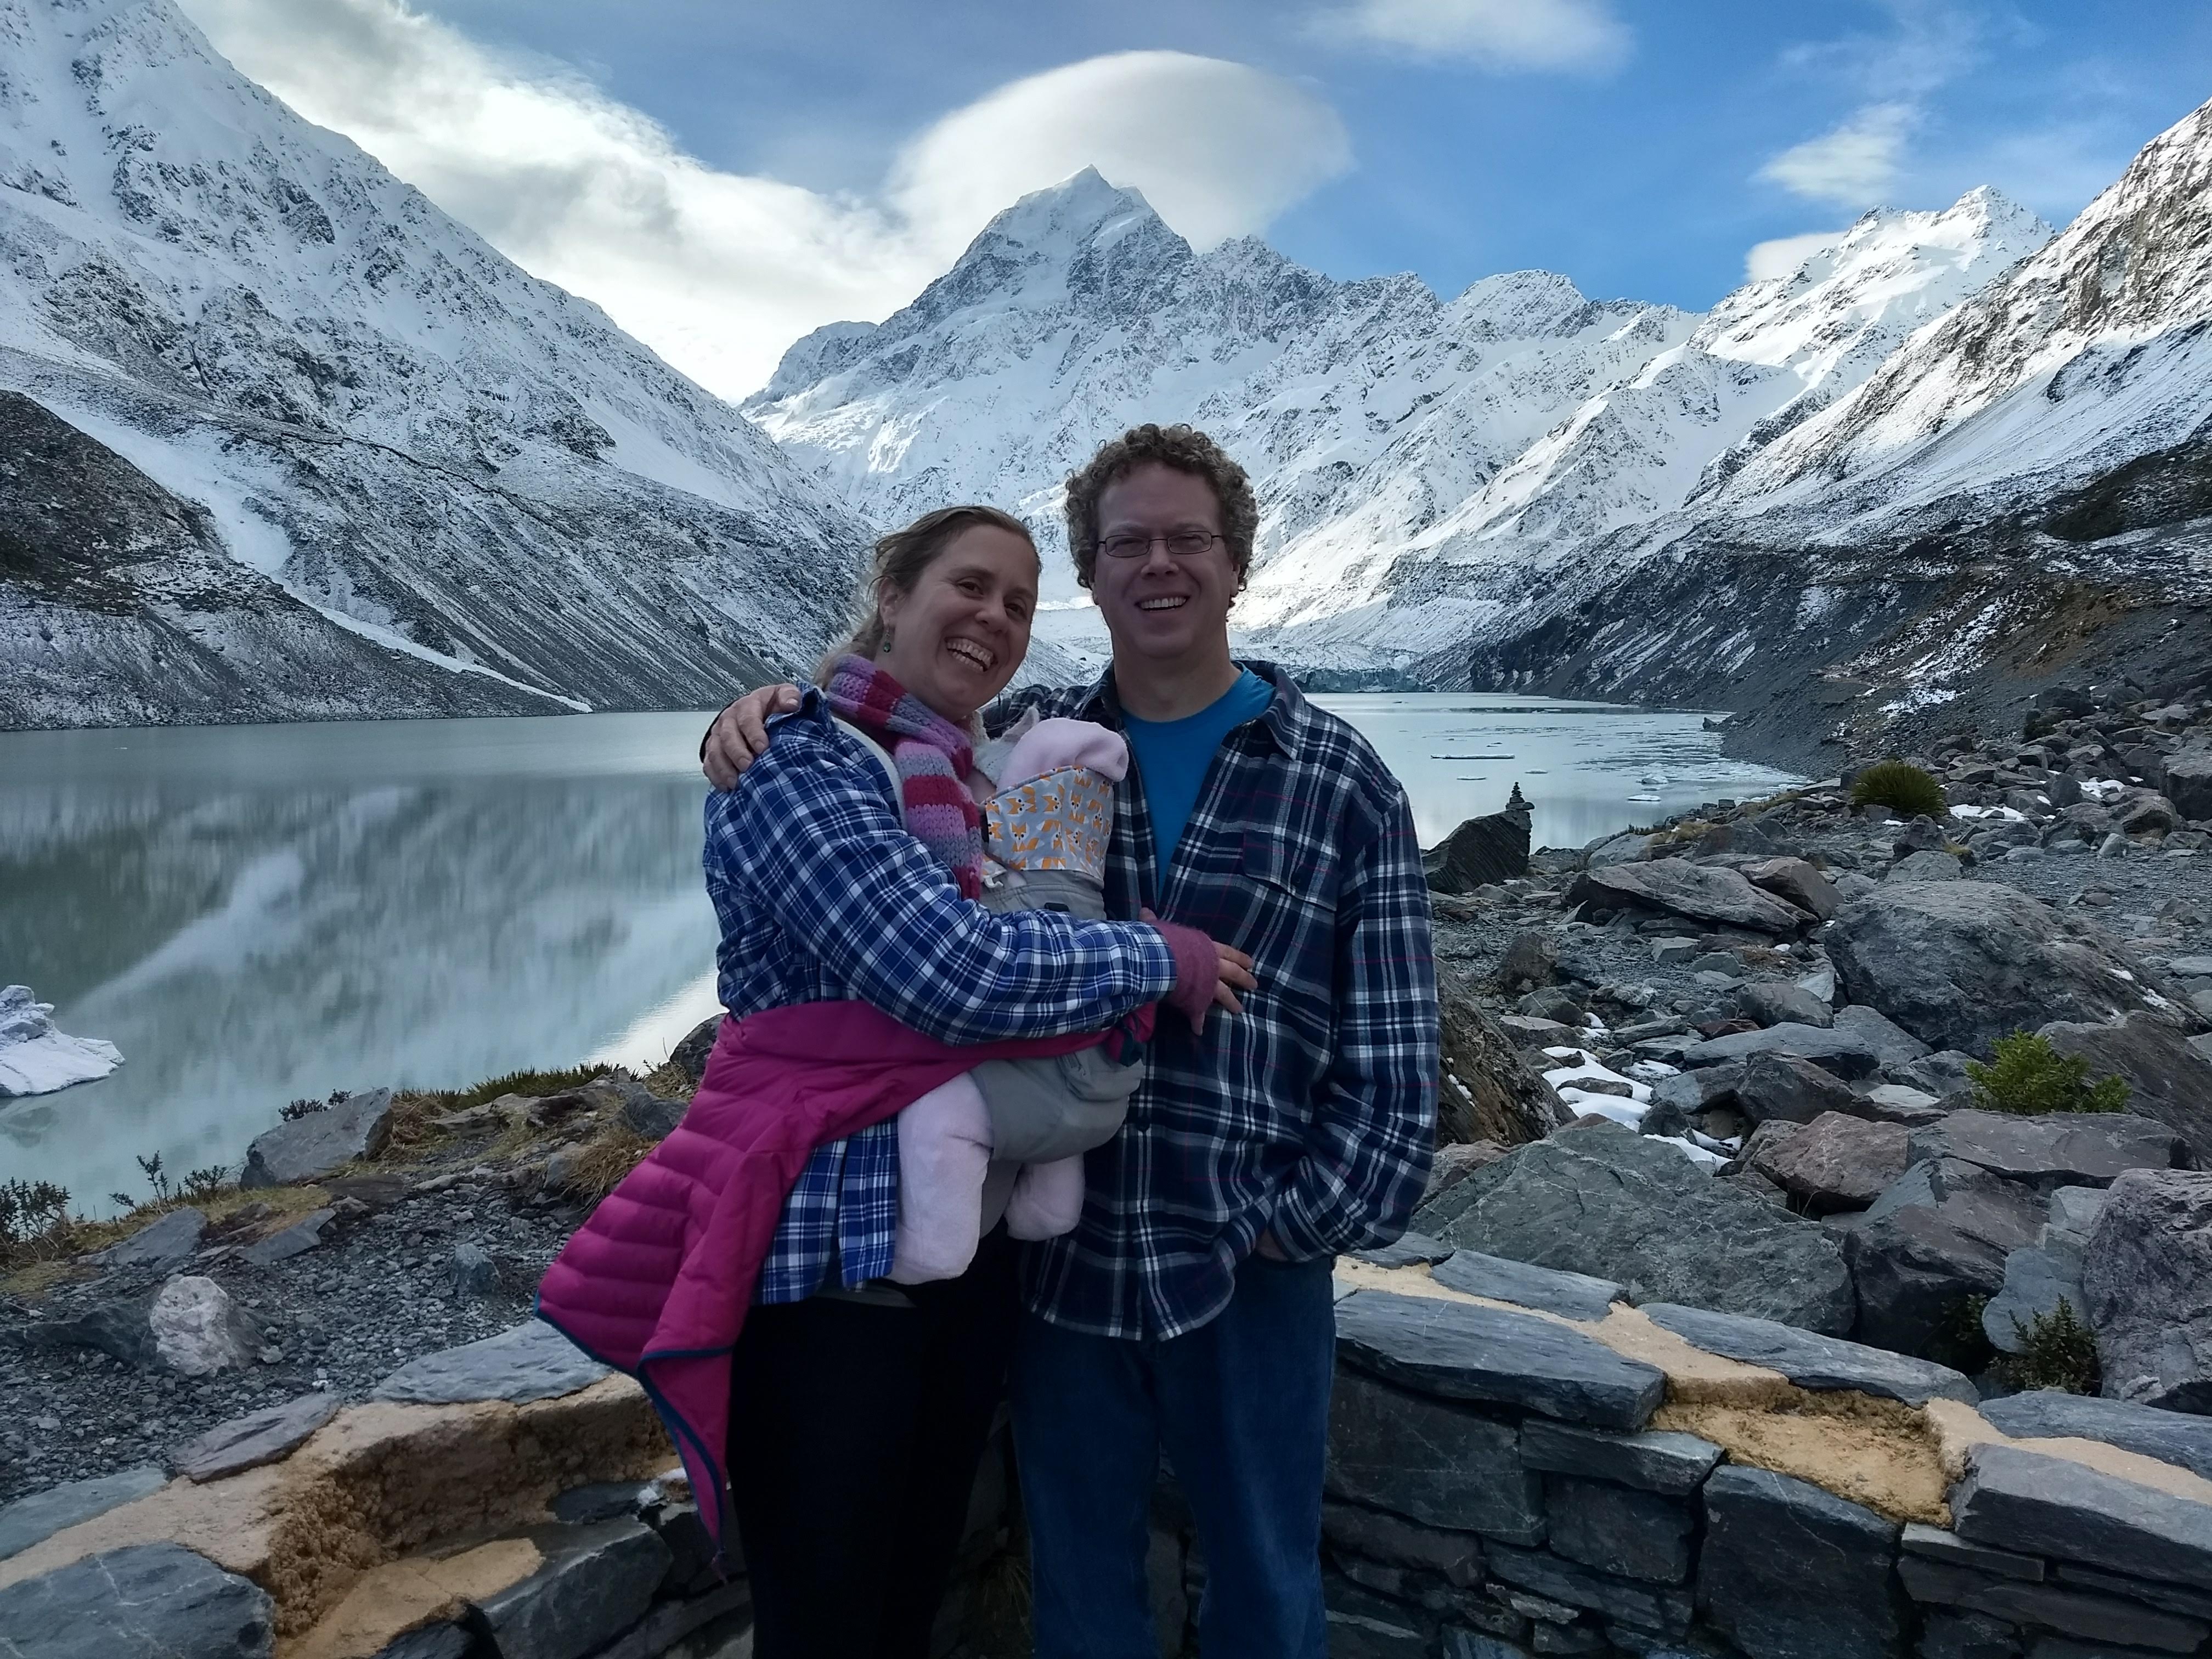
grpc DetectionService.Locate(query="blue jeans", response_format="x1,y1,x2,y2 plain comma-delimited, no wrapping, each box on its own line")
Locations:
1011,1252,1336,1658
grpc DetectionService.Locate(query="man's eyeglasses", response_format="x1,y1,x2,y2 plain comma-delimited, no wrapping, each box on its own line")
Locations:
1095,531,1225,560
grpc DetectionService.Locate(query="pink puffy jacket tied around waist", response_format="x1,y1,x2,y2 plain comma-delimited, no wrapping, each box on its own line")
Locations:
535,999,1149,1565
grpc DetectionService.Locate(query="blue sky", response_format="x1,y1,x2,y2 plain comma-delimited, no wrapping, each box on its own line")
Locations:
187,0,2212,396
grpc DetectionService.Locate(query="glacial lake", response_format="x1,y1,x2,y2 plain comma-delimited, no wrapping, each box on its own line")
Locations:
0,696,1796,1212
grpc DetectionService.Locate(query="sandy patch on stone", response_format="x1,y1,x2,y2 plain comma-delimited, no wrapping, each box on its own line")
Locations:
1925,1398,2212,1505
283,1537,541,1659
1654,1391,1951,1525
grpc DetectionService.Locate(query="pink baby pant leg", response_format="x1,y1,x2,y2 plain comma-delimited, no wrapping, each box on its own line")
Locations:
888,1074,992,1284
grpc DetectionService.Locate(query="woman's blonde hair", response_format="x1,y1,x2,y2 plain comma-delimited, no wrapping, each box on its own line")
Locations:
815,504,1037,682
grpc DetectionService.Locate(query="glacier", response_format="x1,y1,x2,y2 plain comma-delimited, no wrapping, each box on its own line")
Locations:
0,984,121,1097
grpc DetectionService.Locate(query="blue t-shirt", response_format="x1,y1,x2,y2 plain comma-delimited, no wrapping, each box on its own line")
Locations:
1122,669,1274,888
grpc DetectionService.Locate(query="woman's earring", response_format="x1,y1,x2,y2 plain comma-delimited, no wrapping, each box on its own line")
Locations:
881,625,895,650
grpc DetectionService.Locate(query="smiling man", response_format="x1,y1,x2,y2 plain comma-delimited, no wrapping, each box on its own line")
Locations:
703,424,1437,1655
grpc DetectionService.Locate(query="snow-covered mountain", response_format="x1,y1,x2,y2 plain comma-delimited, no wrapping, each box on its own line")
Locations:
0,0,872,728
747,166,2051,672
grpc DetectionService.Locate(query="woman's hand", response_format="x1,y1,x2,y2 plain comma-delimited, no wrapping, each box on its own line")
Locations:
702,683,803,789
1144,909,1256,1034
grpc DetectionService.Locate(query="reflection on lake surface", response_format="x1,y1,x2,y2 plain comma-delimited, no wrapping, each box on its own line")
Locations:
0,698,1795,1210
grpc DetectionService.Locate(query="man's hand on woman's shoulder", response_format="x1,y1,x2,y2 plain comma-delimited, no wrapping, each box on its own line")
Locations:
701,682,804,789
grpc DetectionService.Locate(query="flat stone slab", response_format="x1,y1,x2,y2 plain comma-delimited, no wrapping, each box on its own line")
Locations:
239,1209,336,1268
240,1087,394,1187
1520,1419,1723,1497
1951,1443,2212,1593
1333,1288,1666,1430
1978,1391,2212,1483
0,1465,168,1562
0,1542,274,1657
1430,1249,1623,1321
1908,1109,2185,1190
470,1517,671,1659
1639,1302,1978,1405
373,1320,607,1406
173,1392,342,1482
87,1207,207,1274
1569,857,1808,936
1700,1464,1904,1659
1327,1368,1544,1541
1675,1023,1881,1079
1352,1232,1454,1269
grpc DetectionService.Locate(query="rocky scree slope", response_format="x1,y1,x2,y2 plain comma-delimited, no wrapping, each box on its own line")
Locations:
0,0,872,729
747,168,2047,676
1465,94,2212,768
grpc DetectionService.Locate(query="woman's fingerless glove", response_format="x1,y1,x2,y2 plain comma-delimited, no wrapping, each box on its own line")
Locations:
1152,919,1221,1029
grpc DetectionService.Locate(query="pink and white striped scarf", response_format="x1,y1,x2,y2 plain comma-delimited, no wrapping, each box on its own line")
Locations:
823,654,986,899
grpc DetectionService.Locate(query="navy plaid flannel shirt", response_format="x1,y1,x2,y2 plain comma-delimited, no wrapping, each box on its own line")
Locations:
703,689,1178,1305
1014,662,1438,1339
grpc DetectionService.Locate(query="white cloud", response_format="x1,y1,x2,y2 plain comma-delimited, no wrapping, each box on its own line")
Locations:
1318,0,1630,72
179,1,1349,398
1757,101,1917,205
1743,229,1846,284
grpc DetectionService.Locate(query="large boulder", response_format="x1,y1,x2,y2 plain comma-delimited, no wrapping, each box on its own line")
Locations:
1839,1158,2046,1357
1674,1023,1881,1079
1423,807,1531,894
0,1543,274,1658
1905,1109,2186,1192
1436,969,1568,1146
19,1274,259,1375
1414,1122,1855,1334
2039,1011,2212,1163
1736,981,1834,1030
1743,857,1841,921
1826,882,2172,1056
2166,742,2212,822
1748,1113,1910,1214
1568,858,1809,936
2081,1169,2212,1413
240,1088,394,1186
1734,1051,1865,1126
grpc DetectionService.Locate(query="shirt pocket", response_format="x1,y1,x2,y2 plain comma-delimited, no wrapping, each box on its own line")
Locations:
1231,830,1338,1059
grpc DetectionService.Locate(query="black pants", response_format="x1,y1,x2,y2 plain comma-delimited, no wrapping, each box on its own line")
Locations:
727,1229,1019,1659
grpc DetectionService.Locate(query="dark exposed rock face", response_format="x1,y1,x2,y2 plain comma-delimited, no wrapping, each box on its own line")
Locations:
1841,1158,2047,1357
1698,1465,1904,1659
1423,808,1532,895
1905,1109,2186,1192
240,1090,394,1187
2081,1169,2212,1413
1417,1124,1855,1334
2039,1012,2212,1162
0,1542,274,1658
1826,881,2174,1055
1436,971,1568,1146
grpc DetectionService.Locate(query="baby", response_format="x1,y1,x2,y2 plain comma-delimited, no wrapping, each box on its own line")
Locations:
887,716,1144,1283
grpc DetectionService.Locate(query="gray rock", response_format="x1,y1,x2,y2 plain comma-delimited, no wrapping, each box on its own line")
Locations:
1951,1442,2212,1593
1899,1555,2209,1652
1639,1302,1977,1405
1744,857,1841,921
1674,1023,1881,1079
148,1276,259,1376
1832,1004,1933,1067
239,1208,336,1267
468,1517,672,1659
1431,1250,1623,1321
1903,1049,1979,1099
374,1319,608,1405
1333,1288,1666,1430
0,1465,167,1562
1892,849,1965,883
1698,1465,1903,1659
16,1290,163,1368
669,1014,722,1086
1485,1543,1694,1635
1919,1608,2026,1659
578,1579,751,1659
1736,982,1835,1030
1327,1368,1544,1541
1440,976,1574,1145
2170,955,2212,979
2038,1012,2212,1163
1415,1124,1855,1334
549,1482,653,1526
616,1085,686,1143
2167,746,2212,823
1517,1421,1722,1497
1978,1391,2212,1483
2081,1170,2212,1413
0,1542,274,1657
1906,1109,2186,1192
1323,1500,1484,1585
1891,816,1948,859
369,1625,472,1659
1650,937,1699,966
1859,1083,1948,1126
1748,1111,1910,1212
1544,1479,1694,1583
88,1207,207,1275
1502,930,1560,988
1588,830,1657,867
2049,1561,2212,1624
1735,1050,1867,1126
1647,1063,1741,1121
173,1392,341,1482
1982,1245,2084,1356
1843,1159,2047,1357
240,1088,393,1187
1568,859,1807,936
1826,883,2175,1057
1900,1520,2045,1581
1426,809,1533,895
448,1242,500,1298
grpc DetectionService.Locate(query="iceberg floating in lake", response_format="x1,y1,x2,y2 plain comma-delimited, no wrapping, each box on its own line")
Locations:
0,985,123,1097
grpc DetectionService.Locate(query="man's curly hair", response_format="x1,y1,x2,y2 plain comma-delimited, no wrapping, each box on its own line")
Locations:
1063,424,1259,592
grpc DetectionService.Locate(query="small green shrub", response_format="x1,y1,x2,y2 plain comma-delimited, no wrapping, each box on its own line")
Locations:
1967,1031,2130,1115
1999,1299,2101,1395
0,1178,79,1271
1850,759,1946,819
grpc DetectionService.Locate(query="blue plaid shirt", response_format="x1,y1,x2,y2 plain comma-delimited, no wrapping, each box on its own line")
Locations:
703,690,1178,1304
1012,663,1439,1339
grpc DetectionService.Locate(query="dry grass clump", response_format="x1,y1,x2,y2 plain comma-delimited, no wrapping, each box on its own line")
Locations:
560,1123,658,1203
384,1063,620,1153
